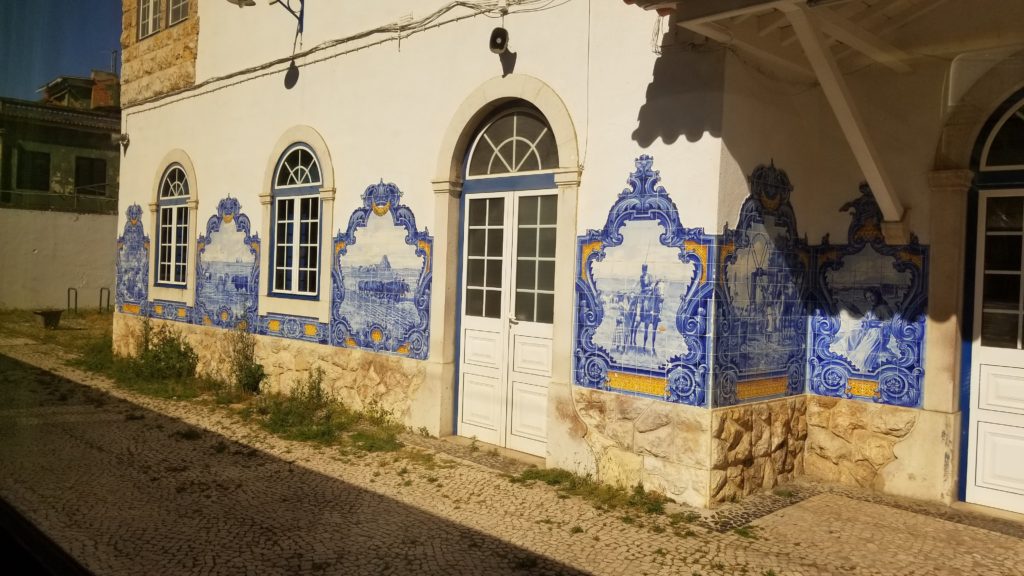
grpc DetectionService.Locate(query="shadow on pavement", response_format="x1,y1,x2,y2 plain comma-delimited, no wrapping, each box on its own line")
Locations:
0,354,589,575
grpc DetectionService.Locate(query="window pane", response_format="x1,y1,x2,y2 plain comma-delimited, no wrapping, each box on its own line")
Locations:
484,289,502,318
466,288,484,317
468,229,485,257
469,199,487,226
519,196,538,225
536,293,554,324
488,198,504,226
985,235,1022,271
982,312,1019,348
986,113,1024,167
485,259,502,288
983,274,1020,310
539,195,558,225
518,228,537,258
538,228,556,258
17,150,50,191
467,259,485,287
537,260,555,291
486,229,503,257
516,260,536,290
515,291,535,322
987,197,1023,231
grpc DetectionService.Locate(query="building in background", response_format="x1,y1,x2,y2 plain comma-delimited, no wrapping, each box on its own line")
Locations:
0,71,121,309
112,0,1024,515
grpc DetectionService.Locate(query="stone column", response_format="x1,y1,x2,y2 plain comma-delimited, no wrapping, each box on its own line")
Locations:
923,169,974,414
425,178,462,437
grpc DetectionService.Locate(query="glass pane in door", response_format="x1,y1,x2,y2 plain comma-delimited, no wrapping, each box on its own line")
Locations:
514,194,557,323
981,196,1024,349
466,197,505,319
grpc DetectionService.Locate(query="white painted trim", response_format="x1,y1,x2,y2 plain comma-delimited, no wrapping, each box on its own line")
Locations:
149,149,198,307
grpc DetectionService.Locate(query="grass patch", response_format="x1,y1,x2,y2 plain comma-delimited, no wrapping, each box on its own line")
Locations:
509,467,669,515
772,487,795,498
733,525,759,539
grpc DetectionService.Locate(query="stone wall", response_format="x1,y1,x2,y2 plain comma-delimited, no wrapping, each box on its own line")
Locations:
710,397,807,505
113,313,430,426
569,387,712,508
804,396,957,503
121,0,200,105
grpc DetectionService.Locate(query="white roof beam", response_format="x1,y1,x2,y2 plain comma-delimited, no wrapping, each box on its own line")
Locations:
674,0,793,26
780,2,905,222
813,7,912,72
682,20,815,80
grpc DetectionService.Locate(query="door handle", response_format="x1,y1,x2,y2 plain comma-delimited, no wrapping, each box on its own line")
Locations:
508,317,519,326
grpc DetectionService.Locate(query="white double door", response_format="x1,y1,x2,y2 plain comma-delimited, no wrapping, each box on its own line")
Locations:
967,190,1024,514
458,190,558,457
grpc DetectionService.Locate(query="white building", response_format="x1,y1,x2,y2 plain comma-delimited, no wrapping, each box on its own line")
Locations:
114,0,1024,513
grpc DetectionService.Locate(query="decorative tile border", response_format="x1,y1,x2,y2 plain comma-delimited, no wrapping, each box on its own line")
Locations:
808,186,928,407
115,204,149,314
714,164,810,407
574,155,715,406
194,197,260,330
330,181,433,360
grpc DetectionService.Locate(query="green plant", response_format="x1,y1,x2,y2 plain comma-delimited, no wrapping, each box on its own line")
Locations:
228,327,266,395
136,323,198,380
509,468,669,515
762,570,778,576
733,526,758,539
773,488,795,498
254,368,357,443
570,525,584,534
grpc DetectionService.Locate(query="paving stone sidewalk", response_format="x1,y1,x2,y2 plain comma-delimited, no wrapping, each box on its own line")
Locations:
1,341,1022,576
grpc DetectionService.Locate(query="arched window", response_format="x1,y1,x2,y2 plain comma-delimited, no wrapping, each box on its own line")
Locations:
466,108,559,177
271,144,322,296
155,164,190,286
981,97,1024,171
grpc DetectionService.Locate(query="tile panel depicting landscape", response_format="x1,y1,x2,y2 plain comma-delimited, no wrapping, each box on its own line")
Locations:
193,197,260,330
330,181,433,360
115,204,149,315
808,186,928,407
714,164,810,407
574,155,715,406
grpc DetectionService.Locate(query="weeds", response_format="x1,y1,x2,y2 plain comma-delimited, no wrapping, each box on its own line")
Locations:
227,327,265,395
509,468,669,516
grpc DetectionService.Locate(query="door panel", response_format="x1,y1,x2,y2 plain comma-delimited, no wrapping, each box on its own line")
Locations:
512,335,553,377
968,190,1024,514
458,190,556,458
463,329,502,369
979,365,1024,415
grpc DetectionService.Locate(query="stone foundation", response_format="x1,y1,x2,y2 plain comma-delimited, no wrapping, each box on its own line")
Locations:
710,397,807,505
570,387,711,508
804,396,957,503
121,0,200,105
112,313,436,430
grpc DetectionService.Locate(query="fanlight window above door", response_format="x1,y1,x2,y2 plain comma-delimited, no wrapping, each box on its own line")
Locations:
160,165,189,198
467,110,558,177
275,146,322,187
982,99,1024,170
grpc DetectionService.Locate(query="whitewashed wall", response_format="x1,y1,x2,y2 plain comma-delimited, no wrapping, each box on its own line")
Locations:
0,210,116,310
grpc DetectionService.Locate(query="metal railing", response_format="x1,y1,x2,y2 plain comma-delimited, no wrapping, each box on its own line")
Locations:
0,188,117,214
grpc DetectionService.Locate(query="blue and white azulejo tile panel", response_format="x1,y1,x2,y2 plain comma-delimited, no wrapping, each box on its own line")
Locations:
194,197,260,330
330,181,432,360
714,164,810,407
809,185,928,407
574,155,714,406
115,204,149,315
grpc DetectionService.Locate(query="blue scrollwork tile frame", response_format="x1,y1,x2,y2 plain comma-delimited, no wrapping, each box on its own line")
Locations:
115,204,150,315
809,185,928,407
259,313,329,344
574,155,714,406
330,181,433,359
714,164,810,407
193,197,260,330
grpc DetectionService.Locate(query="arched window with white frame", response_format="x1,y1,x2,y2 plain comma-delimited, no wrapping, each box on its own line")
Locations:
155,164,190,286
271,144,322,296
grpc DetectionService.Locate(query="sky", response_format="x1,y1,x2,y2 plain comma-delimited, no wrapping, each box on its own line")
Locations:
0,0,122,101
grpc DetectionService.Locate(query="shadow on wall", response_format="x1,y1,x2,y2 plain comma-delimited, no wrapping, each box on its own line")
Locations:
632,29,725,147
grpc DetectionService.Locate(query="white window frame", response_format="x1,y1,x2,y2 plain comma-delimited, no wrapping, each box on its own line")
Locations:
139,0,163,39
156,165,190,287
271,145,322,298
168,0,189,26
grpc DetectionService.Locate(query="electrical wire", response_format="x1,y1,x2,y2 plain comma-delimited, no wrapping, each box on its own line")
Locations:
125,0,574,117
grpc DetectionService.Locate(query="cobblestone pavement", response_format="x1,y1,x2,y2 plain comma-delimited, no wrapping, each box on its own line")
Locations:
1,340,1023,576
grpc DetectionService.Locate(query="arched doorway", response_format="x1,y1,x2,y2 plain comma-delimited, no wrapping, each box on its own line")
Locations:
456,104,561,457
966,87,1024,514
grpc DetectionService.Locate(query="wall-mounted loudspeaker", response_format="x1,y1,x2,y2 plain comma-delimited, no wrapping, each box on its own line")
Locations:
489,27,509,54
